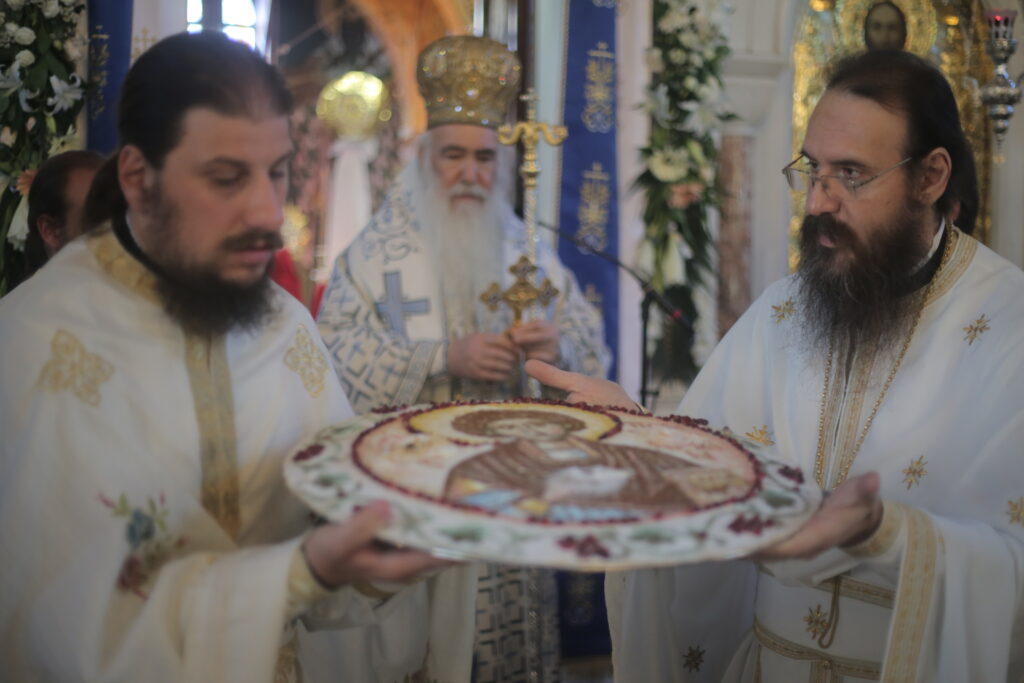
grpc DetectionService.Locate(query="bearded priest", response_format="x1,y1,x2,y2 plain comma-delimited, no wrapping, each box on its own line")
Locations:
527,50,1024,682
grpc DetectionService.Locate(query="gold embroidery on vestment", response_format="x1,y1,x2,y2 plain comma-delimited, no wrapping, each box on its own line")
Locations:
37,329,114,407
881,506,940,681
771,298,796,323
185,335,241,540
962,314,990,345
744,425,774,446
1008,497,1024,527
683,645,705,672
804,604,829,638
753,618,881,680
285,326,329,398
902,456,928,489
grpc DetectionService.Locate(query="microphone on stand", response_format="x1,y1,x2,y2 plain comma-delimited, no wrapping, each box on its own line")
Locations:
536,220,693,331
536,220,693,410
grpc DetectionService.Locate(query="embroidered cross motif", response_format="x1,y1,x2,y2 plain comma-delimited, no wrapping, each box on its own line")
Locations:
744,425,774,446
375,271,430,336
683,645,705,672
902,455,928,489
285,326,330,398
963,314,990,345
804,605,829,638
771,298,796,323
1008,497,1024,527
37,329,114,407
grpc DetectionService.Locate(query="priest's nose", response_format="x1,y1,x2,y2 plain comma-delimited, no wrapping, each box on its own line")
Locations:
805,177,841,216
248,174,286,231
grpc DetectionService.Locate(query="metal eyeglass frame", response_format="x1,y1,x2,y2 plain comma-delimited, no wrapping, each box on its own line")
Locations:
782,155,913,196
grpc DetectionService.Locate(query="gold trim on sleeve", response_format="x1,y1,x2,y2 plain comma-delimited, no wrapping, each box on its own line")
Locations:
845,500,905,559
353,580,400,602
880,507,940,682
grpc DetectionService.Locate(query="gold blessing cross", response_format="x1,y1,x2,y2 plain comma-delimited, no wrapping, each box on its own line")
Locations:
481,255,558,325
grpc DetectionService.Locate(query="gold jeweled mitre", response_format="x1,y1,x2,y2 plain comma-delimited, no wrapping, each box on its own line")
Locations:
416,35,522,130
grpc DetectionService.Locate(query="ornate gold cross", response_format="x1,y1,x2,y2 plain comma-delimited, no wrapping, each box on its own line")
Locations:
483,87,567,326
498,88,568,197
480,255,558,325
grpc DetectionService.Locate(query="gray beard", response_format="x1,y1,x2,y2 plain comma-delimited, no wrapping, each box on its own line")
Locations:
415,164,505,337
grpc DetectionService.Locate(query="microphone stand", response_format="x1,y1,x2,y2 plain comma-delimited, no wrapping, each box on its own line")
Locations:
537,221,692,409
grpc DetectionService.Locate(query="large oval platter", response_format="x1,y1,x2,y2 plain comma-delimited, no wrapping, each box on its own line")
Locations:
285,400,822,570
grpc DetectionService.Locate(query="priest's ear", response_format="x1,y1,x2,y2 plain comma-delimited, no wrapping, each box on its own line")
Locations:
117,145,158,217
913,147,952,207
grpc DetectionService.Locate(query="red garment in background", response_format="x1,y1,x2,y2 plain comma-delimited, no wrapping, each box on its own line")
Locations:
270,249,304,305
270,248,326,317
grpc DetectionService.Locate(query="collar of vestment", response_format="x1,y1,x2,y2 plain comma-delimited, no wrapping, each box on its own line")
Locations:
85,218,162,305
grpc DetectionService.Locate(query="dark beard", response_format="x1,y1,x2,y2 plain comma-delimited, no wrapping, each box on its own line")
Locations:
796,202,933,357
144,188,281,337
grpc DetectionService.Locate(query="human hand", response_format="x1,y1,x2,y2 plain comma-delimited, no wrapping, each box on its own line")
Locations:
448,332,520,382
753,472,884,561
508,321,560,364
303,501,452,589
525,359,637,410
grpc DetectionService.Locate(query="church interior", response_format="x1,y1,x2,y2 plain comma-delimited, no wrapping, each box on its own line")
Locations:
1,1,1022,681
2,0,1022,401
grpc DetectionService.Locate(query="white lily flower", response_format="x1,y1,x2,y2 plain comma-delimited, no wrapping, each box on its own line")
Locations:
661,233,687,285
645,48,664,74
46,73,82,114
19,87,37,112
13,25,35,45
648,147,690,183
634,237,657,279
7,195,29,251
0,62,21,94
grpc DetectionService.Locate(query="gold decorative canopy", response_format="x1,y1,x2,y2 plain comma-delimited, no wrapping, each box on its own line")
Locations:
416,35,522,130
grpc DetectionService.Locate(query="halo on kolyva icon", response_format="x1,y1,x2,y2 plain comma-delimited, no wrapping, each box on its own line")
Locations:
406,401,620,444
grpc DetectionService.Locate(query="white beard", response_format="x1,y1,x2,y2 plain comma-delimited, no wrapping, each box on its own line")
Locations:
415,159,506,337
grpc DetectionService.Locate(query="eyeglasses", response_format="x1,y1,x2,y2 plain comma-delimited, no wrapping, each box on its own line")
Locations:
782,156,912,197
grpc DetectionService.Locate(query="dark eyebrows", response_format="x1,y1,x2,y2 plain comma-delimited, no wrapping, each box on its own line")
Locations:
200,149,294,172
798,149,869,169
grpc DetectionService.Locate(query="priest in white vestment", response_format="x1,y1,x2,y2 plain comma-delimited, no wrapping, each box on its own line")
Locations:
530,51,1024,682
317,36,611,682
0,32,477,683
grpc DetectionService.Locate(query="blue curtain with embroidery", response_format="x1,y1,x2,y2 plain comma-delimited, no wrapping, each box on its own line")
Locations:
557,0,620,383
86,1,133,154
555,0,619,664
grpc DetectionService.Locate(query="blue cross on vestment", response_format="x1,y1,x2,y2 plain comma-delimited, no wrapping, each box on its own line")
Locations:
375,271,430,336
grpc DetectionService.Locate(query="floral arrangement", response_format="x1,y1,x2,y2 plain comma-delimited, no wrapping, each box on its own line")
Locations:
0,0,87,295
635,0,732,382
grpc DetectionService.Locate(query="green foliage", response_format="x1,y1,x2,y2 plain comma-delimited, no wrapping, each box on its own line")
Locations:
0,0,89,295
